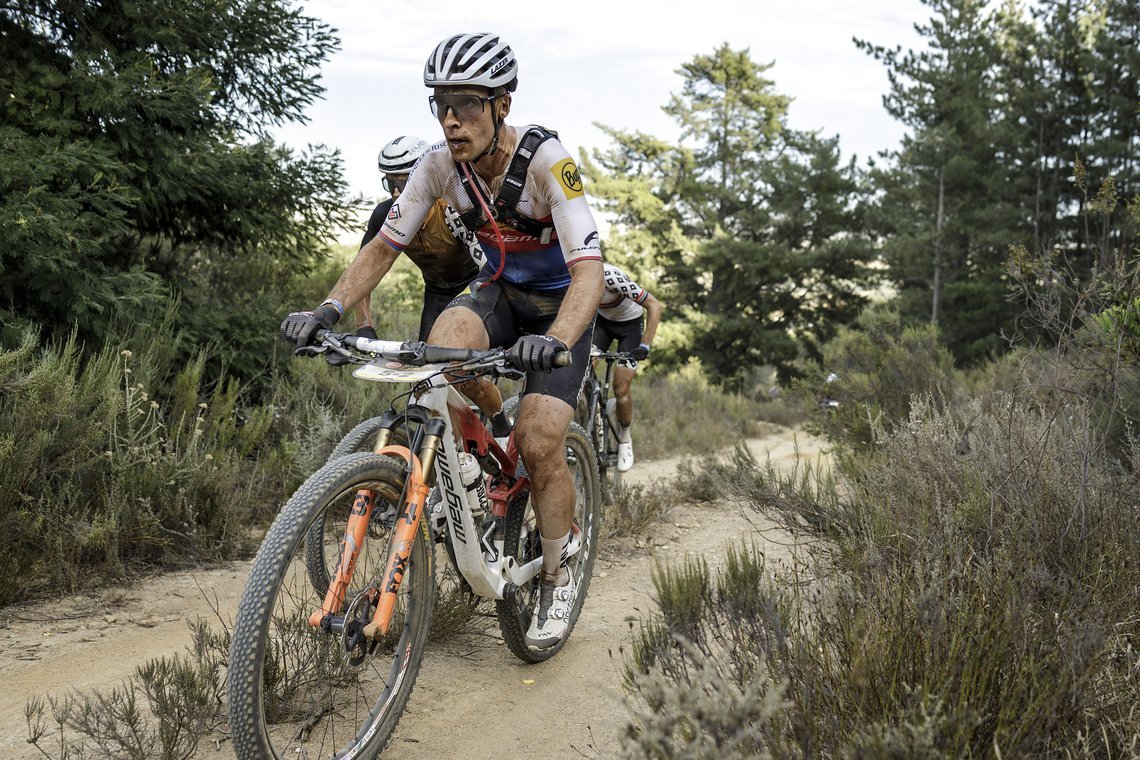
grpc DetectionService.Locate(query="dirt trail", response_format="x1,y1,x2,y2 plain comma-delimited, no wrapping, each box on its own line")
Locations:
0,427,827,759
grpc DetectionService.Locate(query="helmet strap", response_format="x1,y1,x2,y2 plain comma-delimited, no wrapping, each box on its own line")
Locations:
476,108,502,160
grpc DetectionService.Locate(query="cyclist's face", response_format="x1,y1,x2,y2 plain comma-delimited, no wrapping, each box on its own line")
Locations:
431,85,506,162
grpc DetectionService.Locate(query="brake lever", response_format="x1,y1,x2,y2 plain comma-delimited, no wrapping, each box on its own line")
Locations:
294,344,329,357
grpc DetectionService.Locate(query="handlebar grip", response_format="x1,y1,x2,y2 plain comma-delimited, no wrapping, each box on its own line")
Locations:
552,349,572,368
421,345,481,364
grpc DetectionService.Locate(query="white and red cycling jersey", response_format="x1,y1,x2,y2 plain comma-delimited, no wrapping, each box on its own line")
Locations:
598,263,648,322
378,126,602,292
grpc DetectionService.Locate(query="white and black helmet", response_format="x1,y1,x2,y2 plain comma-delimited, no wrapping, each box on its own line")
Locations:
377,135,429,174
423,33,518,92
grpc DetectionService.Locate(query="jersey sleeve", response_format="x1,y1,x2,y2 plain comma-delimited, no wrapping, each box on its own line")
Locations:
360,199,392,250
377,149,447,251
532,139,602,267
607,265,648,304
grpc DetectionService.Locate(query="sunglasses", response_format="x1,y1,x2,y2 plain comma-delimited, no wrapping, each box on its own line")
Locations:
428,93,500,123
382,176,408,193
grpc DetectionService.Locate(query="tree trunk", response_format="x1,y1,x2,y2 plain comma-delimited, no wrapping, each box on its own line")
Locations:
932,164,945,325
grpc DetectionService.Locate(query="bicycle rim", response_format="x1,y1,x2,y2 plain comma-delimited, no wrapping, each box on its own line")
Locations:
229,453,435,760
495,423,601,662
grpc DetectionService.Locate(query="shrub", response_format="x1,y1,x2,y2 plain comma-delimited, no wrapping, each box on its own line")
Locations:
633,358,797,461
802,307,956,450
0,311,403,604
627,392,1140,756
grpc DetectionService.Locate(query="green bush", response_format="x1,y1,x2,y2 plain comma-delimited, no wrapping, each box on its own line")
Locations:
627,391,1140,756
633,358,797,461
803,306,956,450
0,307,405,605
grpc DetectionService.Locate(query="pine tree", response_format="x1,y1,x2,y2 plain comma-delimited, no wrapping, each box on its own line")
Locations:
859,0,1029,363
0,0,353,378
586,45,877,385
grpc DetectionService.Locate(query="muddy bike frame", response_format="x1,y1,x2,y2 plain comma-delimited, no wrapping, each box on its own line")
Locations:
306,331,575,640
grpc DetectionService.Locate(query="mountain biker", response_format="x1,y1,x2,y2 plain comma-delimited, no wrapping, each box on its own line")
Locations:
592,262,662,472
281,33,604,650
354,135,485,343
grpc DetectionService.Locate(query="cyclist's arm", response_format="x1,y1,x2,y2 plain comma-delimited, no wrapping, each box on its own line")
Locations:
352,200,393,327
327,158,440,314
534,140,604,345
642,293,662,346
548,258,604,346
326,236,400,316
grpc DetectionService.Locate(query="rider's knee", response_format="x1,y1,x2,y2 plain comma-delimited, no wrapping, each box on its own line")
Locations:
514,419,560,469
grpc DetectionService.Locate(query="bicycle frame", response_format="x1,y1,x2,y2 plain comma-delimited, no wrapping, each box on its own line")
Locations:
581,351,625,469
310,345,550,638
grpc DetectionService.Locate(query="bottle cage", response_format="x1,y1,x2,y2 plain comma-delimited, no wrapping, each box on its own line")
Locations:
456,126,559,244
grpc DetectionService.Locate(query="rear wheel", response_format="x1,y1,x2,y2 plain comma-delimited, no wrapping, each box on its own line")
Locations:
228,453,434,760
495,423,600,662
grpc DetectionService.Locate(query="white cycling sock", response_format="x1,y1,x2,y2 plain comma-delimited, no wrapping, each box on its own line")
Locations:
540,530,571,585
618,425,632,444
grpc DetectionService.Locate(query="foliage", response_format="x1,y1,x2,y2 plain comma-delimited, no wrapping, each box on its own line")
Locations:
0,303,404,606
858,0,1138,365
585,45,879,386
26,620,227,760
627,390,1140,756
802,306,957,449
630,357,796,462
0,0,356,387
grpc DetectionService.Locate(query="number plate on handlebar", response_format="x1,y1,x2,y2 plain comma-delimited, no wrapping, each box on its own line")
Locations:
353,361,449,383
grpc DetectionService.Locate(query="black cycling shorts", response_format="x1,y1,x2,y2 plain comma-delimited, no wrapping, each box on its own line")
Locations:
419,283,469,342
592,314,643,369
447,279,593,409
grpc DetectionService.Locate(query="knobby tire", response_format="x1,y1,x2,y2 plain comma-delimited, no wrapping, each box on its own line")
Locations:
229,453,435,760
494,423,601,663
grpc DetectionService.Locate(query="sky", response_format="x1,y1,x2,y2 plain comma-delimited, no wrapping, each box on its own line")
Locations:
275,0,930,237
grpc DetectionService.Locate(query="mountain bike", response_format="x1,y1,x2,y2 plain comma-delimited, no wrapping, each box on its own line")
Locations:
228,332,601,760
575,348,632,496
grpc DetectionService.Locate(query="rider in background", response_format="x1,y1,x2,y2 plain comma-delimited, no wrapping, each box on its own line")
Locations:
281,33,604,650
592,263,662,472
354,135,485,342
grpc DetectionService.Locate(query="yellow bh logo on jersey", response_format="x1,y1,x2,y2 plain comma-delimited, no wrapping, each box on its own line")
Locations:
551,158,583,200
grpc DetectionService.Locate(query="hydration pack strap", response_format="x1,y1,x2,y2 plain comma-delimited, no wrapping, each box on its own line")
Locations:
456,126,559,243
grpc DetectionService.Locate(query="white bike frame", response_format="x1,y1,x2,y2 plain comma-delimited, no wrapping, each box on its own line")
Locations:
352,346,546,601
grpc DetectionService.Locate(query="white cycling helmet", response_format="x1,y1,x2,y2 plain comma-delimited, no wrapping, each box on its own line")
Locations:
423,33,518,92
377,135,429,174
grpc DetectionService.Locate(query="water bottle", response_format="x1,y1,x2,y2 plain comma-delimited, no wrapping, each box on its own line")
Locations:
458,451,489,518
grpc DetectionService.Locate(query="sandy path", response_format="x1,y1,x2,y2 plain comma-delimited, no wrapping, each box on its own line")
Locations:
0,427,826,759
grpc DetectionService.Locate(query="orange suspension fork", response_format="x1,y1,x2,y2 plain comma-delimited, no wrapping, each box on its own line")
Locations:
363,435,440,639
308,426,400,628
309,487,377,627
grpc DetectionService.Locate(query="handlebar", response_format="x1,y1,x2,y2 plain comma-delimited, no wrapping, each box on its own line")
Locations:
591,350,635,363
305,330,571,370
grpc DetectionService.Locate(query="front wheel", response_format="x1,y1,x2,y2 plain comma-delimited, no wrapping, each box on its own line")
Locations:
228,453,435,760
495,423,601,662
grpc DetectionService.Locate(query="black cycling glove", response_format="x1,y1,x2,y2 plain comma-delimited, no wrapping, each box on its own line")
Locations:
631,343,651,361
280,303,341,348
510,334,568,372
